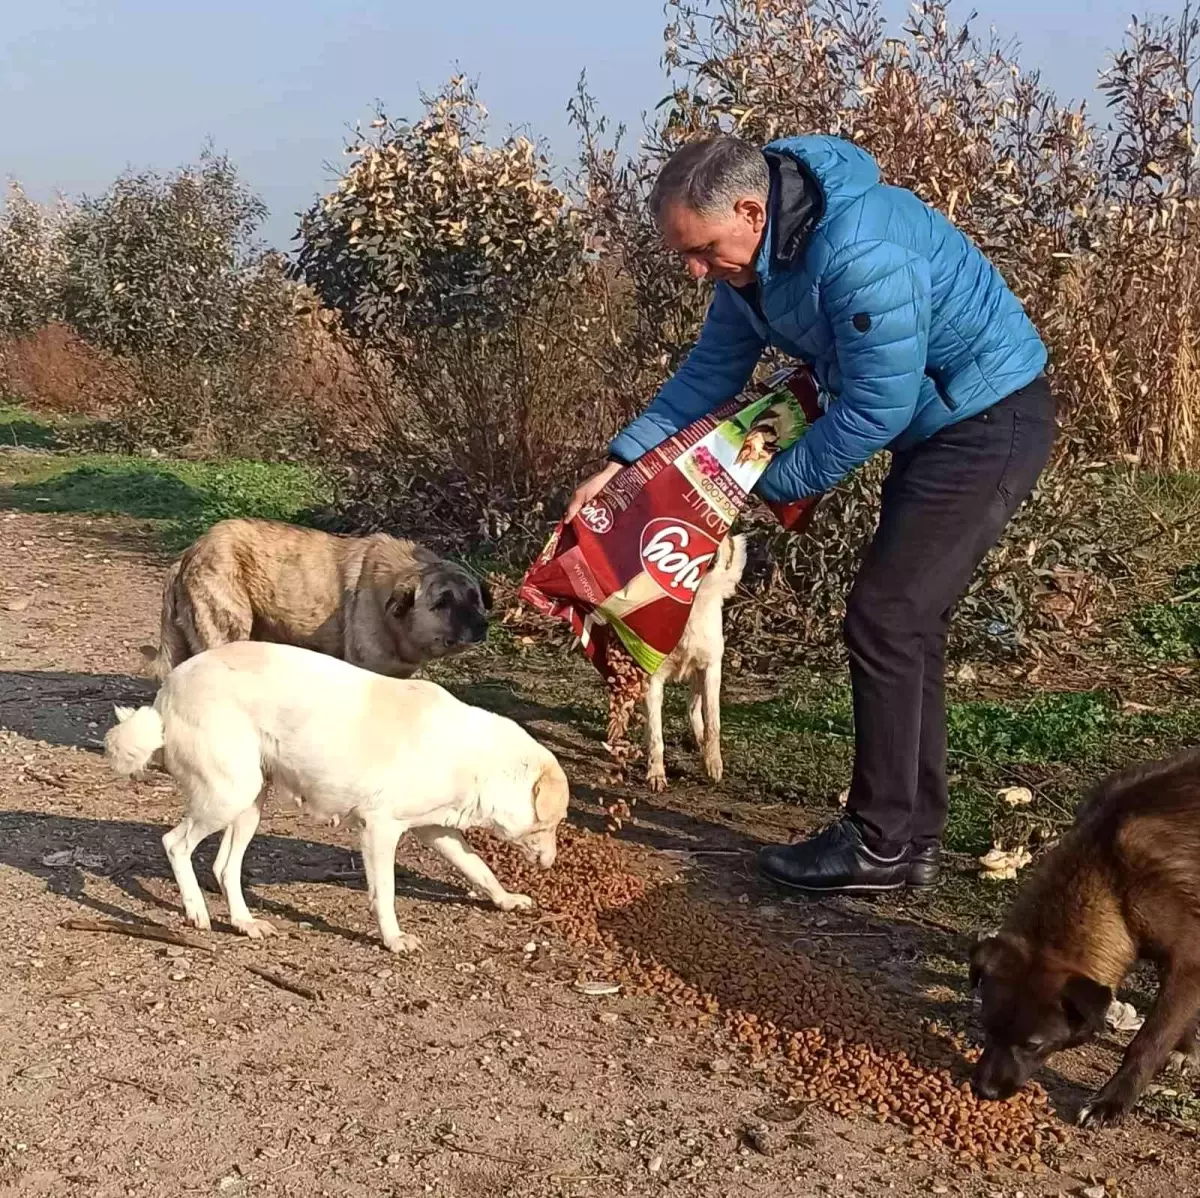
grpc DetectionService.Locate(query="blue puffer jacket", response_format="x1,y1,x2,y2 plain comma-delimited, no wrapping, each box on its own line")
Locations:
609,135,1048,501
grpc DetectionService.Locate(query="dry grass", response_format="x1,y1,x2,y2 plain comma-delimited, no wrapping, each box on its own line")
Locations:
0,325,130,418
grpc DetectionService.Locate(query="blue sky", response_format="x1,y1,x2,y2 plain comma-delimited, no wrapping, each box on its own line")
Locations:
1,0,1149,249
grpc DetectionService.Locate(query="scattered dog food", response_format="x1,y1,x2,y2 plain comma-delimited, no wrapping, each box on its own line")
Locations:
603,638,648,774
476,827,1061,1167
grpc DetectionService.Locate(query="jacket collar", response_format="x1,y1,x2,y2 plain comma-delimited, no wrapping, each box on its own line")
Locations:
754,149,827,286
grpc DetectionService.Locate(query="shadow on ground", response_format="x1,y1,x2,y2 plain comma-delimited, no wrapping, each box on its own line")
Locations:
0,810,477,950
0,671,154,750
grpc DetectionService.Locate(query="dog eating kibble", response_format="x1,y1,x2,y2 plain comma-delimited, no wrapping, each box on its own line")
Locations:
970,749,1200,1125
107,641,569,954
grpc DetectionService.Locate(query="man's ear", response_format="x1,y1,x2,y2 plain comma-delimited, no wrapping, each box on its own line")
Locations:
1062,975,1112,1035
385,585,416,619
969,930,1027,990
733,193,767,233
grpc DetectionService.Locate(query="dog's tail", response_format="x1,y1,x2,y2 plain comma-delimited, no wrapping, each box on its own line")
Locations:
150,560,189,682
104,705,165,777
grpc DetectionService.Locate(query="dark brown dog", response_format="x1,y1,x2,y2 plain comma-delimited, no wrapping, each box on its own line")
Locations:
153,518,491,681
970,749,1200,1125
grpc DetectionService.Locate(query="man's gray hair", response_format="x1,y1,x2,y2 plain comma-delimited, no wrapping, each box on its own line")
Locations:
649,136,770,223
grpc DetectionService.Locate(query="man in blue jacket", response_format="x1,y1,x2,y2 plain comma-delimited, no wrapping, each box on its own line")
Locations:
567,134,1056,894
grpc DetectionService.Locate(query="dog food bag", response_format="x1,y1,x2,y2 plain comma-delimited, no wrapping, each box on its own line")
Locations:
519,365,824,681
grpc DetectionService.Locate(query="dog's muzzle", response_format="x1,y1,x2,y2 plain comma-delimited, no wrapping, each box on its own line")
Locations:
518,838,556,870
971,1047,1023,1101
465,616,489,644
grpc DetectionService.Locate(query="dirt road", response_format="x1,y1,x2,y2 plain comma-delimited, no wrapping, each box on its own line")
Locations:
1,505,1195,1197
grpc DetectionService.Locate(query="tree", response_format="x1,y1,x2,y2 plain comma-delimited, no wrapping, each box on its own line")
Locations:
57,148,288,361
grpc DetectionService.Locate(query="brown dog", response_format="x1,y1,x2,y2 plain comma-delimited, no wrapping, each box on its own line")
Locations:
970,749,1200,1125
153,518,491,681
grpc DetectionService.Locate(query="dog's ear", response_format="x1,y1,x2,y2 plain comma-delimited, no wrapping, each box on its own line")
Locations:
728,532,748,579
385,585,417,619
1061,974,1112,1035
532,764,569,824
479,577,494,612
969,930,1026,990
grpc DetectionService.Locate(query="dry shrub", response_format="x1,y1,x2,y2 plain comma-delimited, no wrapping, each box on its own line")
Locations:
0,153,317,459
0,324,130,417
0,318,340,463
293,78,642,543
316,282,631,545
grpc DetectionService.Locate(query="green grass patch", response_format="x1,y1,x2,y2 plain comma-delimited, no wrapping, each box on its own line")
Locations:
0,401,93,450
946,691,1117,765
0,451,331,550
1130,563,1200,661
941,782,1000,855
717,681,1200,850
1131,602,1200,660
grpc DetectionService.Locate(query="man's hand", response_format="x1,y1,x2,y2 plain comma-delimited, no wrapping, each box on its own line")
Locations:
565,461,622,523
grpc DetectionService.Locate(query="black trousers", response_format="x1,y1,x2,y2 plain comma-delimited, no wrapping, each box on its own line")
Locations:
844,376,1057,854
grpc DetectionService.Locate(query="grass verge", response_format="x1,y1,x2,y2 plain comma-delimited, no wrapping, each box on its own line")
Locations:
0,446,330,551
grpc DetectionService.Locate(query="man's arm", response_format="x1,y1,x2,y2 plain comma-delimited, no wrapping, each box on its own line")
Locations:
757,240,931,501
609,283,766,464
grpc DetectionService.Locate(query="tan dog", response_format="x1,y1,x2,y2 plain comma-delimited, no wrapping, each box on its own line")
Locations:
153,518,491,681
107,641,570,953
645,533,747,792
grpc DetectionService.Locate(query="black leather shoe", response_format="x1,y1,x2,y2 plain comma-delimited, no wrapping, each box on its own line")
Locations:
756,819,909,894
907,841,941,888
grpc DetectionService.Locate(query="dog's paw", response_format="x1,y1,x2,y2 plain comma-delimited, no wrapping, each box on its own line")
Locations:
1076,1092,1132,1128
703,753,723,784
384,932,423,954
185,908,212,932
494,892,535,913
646,769,668,794
233,917,279,940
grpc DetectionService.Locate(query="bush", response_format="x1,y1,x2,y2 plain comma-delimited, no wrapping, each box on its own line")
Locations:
0,183,68,338
293,78,646,538
56,150,286,361
295,77,580,342
0,151,315,458
0,324,130,417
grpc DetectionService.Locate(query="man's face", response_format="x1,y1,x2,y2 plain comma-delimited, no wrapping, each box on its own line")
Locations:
658,196,767,287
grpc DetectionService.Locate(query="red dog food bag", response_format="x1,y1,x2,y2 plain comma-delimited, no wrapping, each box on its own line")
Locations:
519,365,825,682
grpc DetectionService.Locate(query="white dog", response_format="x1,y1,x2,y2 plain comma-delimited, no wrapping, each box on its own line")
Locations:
645,533,747,793
105,641,570,953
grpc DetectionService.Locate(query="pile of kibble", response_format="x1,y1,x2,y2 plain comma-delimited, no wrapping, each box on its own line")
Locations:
478,826,1067,1170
